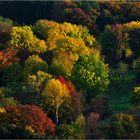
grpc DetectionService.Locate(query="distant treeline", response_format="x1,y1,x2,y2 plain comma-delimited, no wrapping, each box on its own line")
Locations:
0,1,54,24
0,1,140,35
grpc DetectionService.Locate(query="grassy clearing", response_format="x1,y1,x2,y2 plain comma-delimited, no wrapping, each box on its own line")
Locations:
106,70,136,112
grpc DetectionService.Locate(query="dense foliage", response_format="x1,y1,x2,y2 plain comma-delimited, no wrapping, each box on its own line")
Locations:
72,55,109,99
100,21,140,66
1,1,140,139
0,105,55,138
108,113,139,139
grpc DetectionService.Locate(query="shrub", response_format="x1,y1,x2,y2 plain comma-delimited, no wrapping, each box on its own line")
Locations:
132,59,140,70
130,87,140,106
129,107,140,128
109,113,139,139
58,114,85,139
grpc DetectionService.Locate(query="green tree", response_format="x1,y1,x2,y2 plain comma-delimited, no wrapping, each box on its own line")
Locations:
71,55,109,99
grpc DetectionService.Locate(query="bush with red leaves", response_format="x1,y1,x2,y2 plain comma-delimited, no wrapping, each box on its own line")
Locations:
21,105,55,135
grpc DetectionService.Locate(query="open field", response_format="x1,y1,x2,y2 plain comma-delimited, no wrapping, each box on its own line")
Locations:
106,70,137,112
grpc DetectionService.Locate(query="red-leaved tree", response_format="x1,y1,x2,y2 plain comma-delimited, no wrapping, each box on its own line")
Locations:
21,105,55,134
0,105,55,135
0,48,19,70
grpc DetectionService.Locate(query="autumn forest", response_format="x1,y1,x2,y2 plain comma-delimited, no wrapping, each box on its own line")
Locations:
1,1,140,139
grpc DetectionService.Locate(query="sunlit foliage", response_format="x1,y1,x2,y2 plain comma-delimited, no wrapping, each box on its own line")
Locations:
42,78,71,124
33,20,99,77
72,55,109,98
8,26,47,53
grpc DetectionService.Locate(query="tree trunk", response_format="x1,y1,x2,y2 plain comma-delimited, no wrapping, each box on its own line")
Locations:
56,104,59,126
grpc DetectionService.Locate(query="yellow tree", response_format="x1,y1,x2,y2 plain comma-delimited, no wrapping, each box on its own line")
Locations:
51,37,94,76
8,26,47,53
42,79,71,125
33,20,100,77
